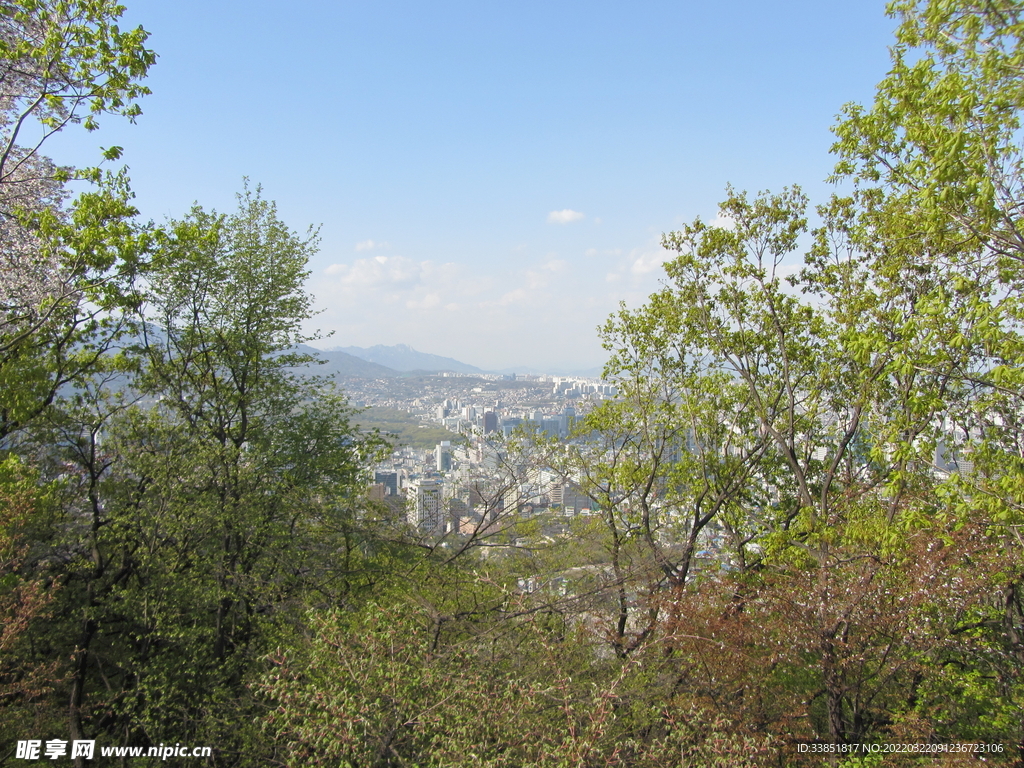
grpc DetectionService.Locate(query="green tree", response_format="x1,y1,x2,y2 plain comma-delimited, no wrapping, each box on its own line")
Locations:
0,456,62,753
549,2,1024,751
261,572,779,768
830,0,1024,749
19,186,387,764
0,0,155,441
585,186,934,743
832,0,1024,257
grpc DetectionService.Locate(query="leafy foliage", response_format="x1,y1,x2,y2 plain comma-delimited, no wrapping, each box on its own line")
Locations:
4,0,1024,765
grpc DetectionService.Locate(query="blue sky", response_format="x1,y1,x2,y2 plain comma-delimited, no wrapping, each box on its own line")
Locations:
47,0,897,372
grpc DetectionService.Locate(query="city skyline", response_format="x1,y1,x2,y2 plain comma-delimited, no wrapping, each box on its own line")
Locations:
42,0,896,371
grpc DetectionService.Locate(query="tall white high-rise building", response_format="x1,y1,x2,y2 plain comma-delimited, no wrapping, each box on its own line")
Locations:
407,478,444,531
435,440,452,472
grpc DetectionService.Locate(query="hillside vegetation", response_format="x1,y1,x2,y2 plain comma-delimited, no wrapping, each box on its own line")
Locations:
356,407,464,451
2,1,1023,765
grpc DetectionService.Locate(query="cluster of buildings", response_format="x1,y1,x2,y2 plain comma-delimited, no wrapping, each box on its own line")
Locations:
371,440,594,536
361,374,618,537
357,369,992,603
361,368,986,560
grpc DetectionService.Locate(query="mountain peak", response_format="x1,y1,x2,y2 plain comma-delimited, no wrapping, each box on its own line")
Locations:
330,344,482,374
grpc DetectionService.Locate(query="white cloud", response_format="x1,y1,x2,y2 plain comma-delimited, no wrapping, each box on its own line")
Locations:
407,292,441,310
525,270,547,290
630,247,672,275
498,288,528,306
310,217,725,370
547,209,585,224
309,250,620,371
319,254,493,320
355,239,389,251
708,213,735,230
324,255,421,287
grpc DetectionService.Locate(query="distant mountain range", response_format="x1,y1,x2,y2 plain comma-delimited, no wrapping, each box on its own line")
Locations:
326,344,485,374
300,343,604,378
108,331,600,380
294,345,399,378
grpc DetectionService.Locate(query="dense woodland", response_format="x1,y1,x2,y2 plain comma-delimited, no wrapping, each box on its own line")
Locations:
2,0,1024,765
